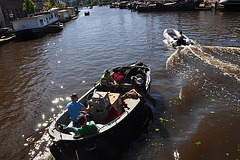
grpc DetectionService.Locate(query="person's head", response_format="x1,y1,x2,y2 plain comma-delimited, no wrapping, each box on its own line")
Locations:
180,31,183,34
70,93,78,102
136,77,143,85
104,69,110,77
77,114,87,126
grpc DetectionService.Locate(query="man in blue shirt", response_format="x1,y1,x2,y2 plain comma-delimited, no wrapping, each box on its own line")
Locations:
67,93,88,125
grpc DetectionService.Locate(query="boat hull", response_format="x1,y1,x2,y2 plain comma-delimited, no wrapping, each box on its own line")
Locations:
14,28,45,40
50,100,149,159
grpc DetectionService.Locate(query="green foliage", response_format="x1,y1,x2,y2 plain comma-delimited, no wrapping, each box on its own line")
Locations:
83,0,91,5
23,0,36,15
43,0,61,11
66,2,69,7
43,2,51,11
49,0,57,8
195,141,201,148
58,1,64,9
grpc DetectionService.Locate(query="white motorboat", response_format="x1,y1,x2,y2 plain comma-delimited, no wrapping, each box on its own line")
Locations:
163,28,192,47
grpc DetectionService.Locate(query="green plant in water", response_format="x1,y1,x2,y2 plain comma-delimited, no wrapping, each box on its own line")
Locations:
159,117,169,123
195,141,201,148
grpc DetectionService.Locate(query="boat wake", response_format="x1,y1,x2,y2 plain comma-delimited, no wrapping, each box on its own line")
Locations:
166,45,240,81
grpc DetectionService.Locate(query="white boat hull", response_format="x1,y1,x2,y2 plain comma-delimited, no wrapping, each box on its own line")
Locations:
163,28,192,47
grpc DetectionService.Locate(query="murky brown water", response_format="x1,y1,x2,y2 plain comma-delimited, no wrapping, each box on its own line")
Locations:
0,6,239,160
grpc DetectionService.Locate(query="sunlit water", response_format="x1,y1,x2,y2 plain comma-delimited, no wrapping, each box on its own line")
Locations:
0,6,239,160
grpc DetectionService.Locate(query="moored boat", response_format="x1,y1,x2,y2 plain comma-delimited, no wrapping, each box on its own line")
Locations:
48,61,152,159
11,8,59,40
194,2,213,10
0,35,16,46
219,0,240,11
163,28,193,47
194,6,213,10
45,22,63,34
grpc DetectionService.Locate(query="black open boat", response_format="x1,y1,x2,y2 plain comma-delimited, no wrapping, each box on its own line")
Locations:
48,61,152,159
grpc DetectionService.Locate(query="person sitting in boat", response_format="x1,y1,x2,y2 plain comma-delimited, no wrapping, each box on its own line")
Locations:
63,114,99,136
76,114,99,136
99,69,119,92
67,93,90,126
177,31,186,46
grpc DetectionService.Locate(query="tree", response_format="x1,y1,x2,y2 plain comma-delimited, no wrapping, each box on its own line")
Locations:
66,2,70,7
49,0,58,8
58,1,64,9
43,0,59,11
23,0,36,15
43,1,51,11
43,2,51,11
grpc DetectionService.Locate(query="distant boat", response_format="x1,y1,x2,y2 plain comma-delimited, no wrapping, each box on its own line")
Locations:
194,6,213,10
219,0,240,11
119,1,128,9
0,28,15,46
163,28,192,47
11,8,59,40
84,11,90,16
219,0,240,5
194,2,213,10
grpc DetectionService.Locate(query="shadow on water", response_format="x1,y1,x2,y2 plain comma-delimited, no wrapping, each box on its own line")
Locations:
148,90,170,139
120,89,175,160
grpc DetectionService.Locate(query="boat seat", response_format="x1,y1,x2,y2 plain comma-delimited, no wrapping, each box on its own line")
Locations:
119,82,133,92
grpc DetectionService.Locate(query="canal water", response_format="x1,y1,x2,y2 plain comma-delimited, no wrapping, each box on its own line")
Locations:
0,6,239,160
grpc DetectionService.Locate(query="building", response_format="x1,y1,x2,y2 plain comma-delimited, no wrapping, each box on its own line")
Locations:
0,0,26,27
0,4,5,27
0,0,60,28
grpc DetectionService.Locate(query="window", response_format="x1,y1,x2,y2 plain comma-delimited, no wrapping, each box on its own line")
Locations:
39,19,43,26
